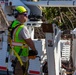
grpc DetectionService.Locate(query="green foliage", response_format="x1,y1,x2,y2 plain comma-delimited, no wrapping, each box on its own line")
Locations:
42,7,76,30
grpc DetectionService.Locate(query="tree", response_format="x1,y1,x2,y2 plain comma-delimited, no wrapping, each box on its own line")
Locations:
42,7,76,30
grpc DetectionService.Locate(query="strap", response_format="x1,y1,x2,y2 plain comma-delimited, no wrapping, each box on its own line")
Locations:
10,40,25,66
11,47,24,74
11,47,23,66
11,41,28,47
11,46,24,74
8,21,21,39
11,42,26,74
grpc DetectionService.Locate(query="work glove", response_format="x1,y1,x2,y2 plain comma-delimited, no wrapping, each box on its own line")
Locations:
28,50,38,56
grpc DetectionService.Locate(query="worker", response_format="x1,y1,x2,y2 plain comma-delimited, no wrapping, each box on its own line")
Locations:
9,6,38,75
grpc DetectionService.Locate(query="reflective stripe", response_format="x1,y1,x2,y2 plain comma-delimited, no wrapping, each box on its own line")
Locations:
29,70,40,74
11,41,28,47
0,66,7,71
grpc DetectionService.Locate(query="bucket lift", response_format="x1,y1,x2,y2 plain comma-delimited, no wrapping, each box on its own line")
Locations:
41,23,62,75
41,23,75,75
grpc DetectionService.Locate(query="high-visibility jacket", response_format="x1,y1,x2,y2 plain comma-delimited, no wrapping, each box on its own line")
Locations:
11,20,29,57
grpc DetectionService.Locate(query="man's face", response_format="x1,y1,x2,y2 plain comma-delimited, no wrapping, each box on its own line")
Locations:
18,13,28,23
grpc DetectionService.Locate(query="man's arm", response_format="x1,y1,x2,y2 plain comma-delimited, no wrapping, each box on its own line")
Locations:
24,38,36,51
19,27,38,55
24,38,38,56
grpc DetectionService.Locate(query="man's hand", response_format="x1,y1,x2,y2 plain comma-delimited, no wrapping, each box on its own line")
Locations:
28,50,38,59
33,50,38,55
28,50,38,56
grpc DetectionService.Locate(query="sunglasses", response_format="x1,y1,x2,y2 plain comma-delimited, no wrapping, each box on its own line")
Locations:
23,13,28,17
